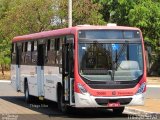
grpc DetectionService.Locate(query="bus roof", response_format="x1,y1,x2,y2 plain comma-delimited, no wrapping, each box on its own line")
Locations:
12,25,140,42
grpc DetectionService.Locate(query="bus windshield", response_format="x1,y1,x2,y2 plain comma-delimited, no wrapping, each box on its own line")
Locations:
78,30,143,82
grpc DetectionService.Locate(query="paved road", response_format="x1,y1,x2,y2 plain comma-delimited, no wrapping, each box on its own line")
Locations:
146,85,160,99
0,82,159,120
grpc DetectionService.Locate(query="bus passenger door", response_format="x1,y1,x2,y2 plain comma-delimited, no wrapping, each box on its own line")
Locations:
37,43,45,97
62,38,74,105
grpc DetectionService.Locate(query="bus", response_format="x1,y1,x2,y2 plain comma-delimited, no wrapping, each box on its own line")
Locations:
11,24,146,113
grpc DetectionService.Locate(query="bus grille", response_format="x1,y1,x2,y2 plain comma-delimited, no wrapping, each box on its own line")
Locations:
95,98,132,106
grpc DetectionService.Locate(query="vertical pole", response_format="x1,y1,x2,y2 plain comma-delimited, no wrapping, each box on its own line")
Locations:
68,0,72,27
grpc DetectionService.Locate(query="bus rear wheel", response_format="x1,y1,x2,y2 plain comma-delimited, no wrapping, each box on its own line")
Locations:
113,107,125,114
24,82,32,103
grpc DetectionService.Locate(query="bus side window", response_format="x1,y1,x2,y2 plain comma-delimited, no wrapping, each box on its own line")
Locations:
55,38,60,65
13,43,16,53
27,42,31,52
45,39,50,64
37,40,45,66
58,37,64,73
48,39,55,65
31,41,34,52
31,41,37,65
25,42,32,64
55,38,60,51
21,42,25,64
59,38,63,50
16,42,22,65
45,39,50,57
25,42,28,52
47,39,51,51
11,43,16,64
50,39,55,50
34,41,37,51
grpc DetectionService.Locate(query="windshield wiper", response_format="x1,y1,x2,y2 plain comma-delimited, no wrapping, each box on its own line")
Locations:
107,70,114,81
111,42,128,81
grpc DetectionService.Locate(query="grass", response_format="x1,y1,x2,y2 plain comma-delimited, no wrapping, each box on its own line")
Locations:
0,70,10,80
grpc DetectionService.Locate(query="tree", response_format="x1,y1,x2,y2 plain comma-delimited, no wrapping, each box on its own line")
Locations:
94,0,160,75
1,0,55,36
0,0,106,76
93,0,137,25
57,0,106,27
0,0,55,75
0,0,11,75
72,0,105,25
128,0,160,74
129,1,160,49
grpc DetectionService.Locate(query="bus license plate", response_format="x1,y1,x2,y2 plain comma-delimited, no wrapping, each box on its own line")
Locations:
107,102,120,107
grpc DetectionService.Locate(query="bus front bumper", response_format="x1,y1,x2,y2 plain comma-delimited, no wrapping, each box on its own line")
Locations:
74,92,145,108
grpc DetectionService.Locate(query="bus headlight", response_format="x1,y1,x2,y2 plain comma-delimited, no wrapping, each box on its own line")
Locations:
77,83,88,94
136,83,146,95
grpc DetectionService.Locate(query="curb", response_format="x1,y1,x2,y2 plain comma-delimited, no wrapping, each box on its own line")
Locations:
0,80,11,83
147,85,160,88
125,107,160,117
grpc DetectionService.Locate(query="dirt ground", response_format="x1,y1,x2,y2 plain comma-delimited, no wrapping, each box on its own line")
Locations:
0,71,10,80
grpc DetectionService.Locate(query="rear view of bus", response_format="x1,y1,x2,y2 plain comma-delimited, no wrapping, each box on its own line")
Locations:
74,25,146,113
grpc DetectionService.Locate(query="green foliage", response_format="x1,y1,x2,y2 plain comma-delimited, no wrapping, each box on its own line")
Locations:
2,0,55,36
0,0,106,72
57,0,106,27
128,1,160,53
94,0,160,49
94,0,160,74
0,0,55,71
72,0,105,25
0,0,160,74
93,0,139,25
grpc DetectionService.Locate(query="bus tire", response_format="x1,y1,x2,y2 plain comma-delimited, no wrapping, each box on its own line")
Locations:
57,88,68,113
113,107,125,114
24,82,32,103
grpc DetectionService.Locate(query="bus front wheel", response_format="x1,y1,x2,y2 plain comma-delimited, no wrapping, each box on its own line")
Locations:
57,88,70,113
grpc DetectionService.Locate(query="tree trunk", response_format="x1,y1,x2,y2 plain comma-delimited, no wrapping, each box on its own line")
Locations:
1,64,4,76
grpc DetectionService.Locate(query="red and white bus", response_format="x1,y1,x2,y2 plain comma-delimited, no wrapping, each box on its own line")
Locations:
11,24,146,113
